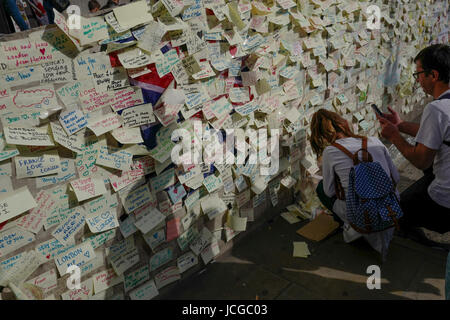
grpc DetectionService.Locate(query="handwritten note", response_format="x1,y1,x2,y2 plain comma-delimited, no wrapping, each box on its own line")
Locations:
11,85,58,110
59,109,87,135
118,47,153,69
93,66,129,92
110,87,144,112
4,126,54,146
111,127,144,144
96,146,133,171
16,190,55,234
70,16,109,46
87,113,122,136
51,210,86,246
122,104,155,128
134,207,165,234
86,208,119,234
70,177,108,202
129,279,159,300
78,85,114,114
40,58,74,84
0,227,35,258
50,122,84,154
15,150,60,179
25,268,57,295
93,268,123,294
124,265,150,292
121,184,153,214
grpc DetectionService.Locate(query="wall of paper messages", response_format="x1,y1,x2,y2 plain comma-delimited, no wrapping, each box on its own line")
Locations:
0,0,448,300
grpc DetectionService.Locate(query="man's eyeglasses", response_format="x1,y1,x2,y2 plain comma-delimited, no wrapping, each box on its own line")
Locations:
413,71,427,80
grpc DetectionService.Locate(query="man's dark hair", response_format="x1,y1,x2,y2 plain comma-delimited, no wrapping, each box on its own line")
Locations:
414,44,450,84
88,0,101,11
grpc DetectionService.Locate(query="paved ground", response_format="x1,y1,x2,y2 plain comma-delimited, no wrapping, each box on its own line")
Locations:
159,160,449,300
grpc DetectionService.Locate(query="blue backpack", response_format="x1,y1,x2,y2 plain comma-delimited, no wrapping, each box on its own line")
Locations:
333,137,403,233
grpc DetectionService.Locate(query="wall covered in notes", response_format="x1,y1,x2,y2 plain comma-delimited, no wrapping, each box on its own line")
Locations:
0,0,448,300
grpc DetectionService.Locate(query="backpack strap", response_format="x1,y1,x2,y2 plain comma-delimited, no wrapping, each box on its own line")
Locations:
351,137,373,165
331,142,352,201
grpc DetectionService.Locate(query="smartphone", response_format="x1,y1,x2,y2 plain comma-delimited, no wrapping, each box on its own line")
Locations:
371,104,384,117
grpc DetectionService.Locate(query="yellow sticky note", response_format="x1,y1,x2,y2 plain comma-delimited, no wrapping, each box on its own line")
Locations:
0,186,37,224
113,0,154,30
293,242,310,258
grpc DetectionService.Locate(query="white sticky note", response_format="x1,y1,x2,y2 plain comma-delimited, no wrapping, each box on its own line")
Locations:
54,241,96,276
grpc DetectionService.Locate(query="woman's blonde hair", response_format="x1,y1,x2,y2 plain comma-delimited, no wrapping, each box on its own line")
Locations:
310,109,364,158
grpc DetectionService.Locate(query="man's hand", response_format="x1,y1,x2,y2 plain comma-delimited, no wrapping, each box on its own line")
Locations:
379,106,403,127
379,117,400,141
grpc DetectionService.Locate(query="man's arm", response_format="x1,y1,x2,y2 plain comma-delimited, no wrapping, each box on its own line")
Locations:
397,121,420,137
380,118,437,170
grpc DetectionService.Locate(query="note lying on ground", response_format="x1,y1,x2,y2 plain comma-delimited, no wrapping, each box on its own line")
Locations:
15,150,61,179
280,211,301,224
51,210,86,246
113,1,154,29
0,186,37,224
4,126,54,146
293,242,310,258
0,227,35,258
88,113,122,136
70,177,108,202
59,109,87,135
